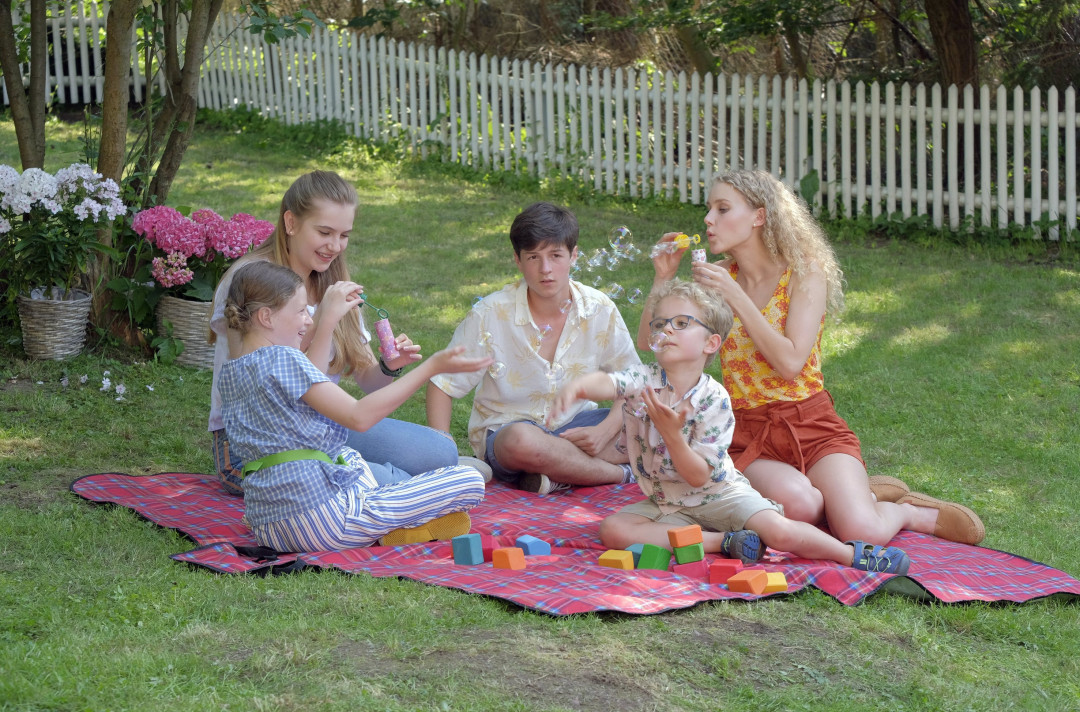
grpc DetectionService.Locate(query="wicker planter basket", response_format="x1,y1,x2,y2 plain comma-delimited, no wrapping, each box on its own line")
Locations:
157,295,215,369
16,288,93,360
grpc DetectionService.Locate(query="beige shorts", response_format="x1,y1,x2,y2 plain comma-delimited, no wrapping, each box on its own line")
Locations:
618,470,783,532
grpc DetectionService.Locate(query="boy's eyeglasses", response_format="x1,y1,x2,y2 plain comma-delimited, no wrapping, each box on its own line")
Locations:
648,315,715,333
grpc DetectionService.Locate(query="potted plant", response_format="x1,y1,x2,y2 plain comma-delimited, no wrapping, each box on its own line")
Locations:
129,205,274,368
0,163,127,359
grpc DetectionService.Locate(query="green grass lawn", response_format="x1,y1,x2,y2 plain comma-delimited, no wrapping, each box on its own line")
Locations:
1,115,1079,711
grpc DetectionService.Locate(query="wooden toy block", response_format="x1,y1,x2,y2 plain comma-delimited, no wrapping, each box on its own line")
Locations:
481,535,498,562
625,543,645,567
492,547,526,570
673,542,705,564
708,559,744,584
726,568,768,594
598,550,635,570
667,524,704,549
515,534,551,556
763,571,788,593
451,533,483,565
636,543,671,571
672,560,709,579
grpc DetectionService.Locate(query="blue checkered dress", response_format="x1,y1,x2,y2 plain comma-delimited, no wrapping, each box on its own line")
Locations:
221,346,485,551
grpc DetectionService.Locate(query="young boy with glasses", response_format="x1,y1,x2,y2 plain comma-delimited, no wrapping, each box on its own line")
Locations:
550,278,912,573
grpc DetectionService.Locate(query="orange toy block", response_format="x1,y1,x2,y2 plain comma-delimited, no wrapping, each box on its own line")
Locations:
763,571,788,593
726,568,769,594
492,547,526,570
708,559,744,584
598,550,635,570
667,524,704,549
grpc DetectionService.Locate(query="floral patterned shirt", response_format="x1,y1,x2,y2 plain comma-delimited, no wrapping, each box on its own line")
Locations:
720,263,825,410
432,279,641,457
611,363,737,513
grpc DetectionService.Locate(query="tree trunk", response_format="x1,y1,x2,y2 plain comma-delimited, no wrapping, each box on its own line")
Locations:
0,0,47,168
97,0,140,186
130,0,223,205
674,25,719,75
90,0,141,331
924,0,979,87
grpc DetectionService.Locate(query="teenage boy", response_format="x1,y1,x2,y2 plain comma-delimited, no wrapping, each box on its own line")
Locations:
426,202,642,494
548,279,911,573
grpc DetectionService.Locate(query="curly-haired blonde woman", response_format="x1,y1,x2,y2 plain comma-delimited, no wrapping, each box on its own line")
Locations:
638,169,985,547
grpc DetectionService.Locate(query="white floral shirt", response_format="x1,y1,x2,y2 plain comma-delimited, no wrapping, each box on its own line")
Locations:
432,279,641,457
611,363,737,513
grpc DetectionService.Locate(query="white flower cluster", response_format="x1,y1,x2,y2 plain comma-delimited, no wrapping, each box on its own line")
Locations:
0,163,126,234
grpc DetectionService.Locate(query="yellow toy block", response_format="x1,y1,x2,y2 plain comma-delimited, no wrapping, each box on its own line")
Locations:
763,571,788,593
667,524,704,549
598,550,635,570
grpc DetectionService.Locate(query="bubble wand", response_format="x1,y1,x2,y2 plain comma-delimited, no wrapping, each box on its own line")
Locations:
649,232,701,259
359,294,400,362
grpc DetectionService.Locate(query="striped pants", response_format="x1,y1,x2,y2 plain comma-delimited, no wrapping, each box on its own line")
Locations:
252,464,485,552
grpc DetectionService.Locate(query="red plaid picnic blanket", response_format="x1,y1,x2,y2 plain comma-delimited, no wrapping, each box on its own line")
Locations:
71,472,1080,616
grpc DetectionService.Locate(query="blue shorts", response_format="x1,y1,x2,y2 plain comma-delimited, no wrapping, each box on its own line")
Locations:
484,408,611,486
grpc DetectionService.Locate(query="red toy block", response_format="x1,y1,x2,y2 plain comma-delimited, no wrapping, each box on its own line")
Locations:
481,535,499,562
667,524,704,549
709,559,744,584
492,547,526,570
726,568,769,594
763,571,788,593
672,559,709,579
598,550,635,570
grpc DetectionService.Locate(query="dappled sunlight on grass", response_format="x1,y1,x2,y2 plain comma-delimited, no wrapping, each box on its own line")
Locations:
0,435,44,459
822,322,868,357
844,288,904,315
889,322,952,348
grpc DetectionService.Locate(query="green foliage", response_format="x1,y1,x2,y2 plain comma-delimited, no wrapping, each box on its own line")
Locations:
1,115,1080,710
241,3,324,44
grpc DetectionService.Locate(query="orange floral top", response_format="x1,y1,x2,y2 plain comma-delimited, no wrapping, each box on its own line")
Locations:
720,263,825,410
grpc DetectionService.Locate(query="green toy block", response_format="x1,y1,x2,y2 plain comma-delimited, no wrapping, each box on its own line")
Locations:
636,543,671,571
673,542,705,564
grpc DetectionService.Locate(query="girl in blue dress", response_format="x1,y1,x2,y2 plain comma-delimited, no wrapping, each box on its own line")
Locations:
219,260,492,550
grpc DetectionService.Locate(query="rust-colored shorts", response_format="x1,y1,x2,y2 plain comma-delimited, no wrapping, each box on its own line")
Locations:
729,389,864,475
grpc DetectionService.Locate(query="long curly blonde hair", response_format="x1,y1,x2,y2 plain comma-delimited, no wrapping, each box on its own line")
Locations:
715,170,844,314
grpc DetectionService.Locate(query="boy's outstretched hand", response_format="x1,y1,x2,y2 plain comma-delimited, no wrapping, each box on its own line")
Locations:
547,378,586,429
427,345,493,375
640,385,693,440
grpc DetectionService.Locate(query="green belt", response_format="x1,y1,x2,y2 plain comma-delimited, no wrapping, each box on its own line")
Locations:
240,448,347,478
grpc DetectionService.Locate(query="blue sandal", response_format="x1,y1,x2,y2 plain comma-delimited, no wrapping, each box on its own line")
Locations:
848,540,911,575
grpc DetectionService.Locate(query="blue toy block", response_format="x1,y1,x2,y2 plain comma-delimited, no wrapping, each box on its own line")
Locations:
625,543,645,567
515,534,551,556
452,533,484,565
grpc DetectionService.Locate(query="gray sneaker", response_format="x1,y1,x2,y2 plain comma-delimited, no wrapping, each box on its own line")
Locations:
458,456,493,483
519,473,571,495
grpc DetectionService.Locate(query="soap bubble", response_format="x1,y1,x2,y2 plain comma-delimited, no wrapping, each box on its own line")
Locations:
626,288,643,304
590,274,604,287
608,225,633,251
605,254,622,271
546,361,565,386
472,295,484,306
558,298,572,314
649,233,700,259
604,283,625,300
478,331,493,351
587,248,610,270
488,361,507,379
624,399,648,418
649,331,669,352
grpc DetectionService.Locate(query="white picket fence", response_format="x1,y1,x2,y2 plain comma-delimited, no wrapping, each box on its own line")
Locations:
4,7,1077,238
